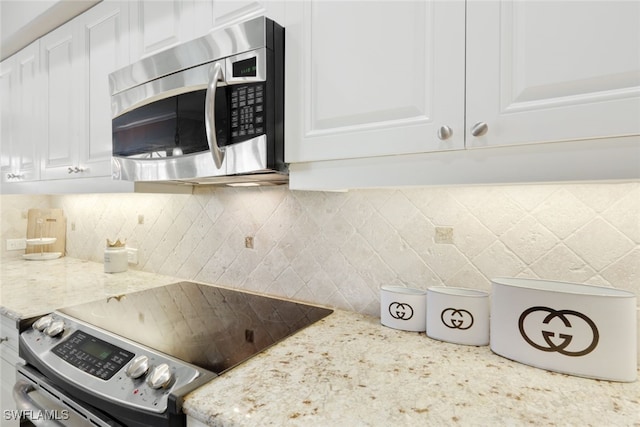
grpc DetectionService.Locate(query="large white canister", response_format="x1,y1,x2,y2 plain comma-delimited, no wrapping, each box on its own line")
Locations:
490,277,637,382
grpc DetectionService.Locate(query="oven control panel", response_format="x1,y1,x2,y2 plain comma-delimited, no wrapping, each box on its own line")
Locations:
20,313,204,415
52,330,134,381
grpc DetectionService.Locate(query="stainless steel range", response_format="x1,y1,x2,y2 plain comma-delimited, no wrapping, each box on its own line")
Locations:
15,282,333,426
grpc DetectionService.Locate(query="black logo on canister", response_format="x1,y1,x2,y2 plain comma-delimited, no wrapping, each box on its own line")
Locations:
440,308,474,330
518,306,599,357
389,302,414,320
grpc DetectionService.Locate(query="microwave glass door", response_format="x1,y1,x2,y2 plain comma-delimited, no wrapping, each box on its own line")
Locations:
112,81,268,159
112,89,228,159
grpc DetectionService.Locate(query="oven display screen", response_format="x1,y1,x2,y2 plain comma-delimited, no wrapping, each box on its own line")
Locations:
52,330,134,380
80,340,112,360
233,57,257,77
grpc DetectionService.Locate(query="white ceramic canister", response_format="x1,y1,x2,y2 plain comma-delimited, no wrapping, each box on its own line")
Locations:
491,277,637,382
426,286,490,346
104,247,128,273
380,286,427,332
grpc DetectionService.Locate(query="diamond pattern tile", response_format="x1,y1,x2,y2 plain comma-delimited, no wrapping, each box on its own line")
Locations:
565,218,635,270
531,189,596,239
500,216,559,264
2,183,638,317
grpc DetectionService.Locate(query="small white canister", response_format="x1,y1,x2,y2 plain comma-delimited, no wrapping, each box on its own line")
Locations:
104,239,128,273
380,286,427,332
426,286,490,346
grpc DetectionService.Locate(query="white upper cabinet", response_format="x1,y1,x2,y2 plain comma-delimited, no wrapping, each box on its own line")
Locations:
40,20,83,180
285,1,466,163
0,41,42,185
3,1,638,193
40,0,130,181
0,0,99,61
129,0,214,60
78,0,130,178
286,0,640,189
129,0,285,61
1,56,16,180
210,0,285,29
466,0,640,148
1,0,136,194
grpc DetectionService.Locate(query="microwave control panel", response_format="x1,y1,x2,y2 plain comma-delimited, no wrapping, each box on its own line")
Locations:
230,83,265,143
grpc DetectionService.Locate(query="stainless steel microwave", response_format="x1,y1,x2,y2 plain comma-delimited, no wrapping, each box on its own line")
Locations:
109,16,286,186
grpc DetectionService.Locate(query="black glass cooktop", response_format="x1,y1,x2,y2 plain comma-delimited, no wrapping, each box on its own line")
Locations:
58,282,333,374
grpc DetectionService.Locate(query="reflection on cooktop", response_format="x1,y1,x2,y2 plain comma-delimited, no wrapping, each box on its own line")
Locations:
59,282,333,374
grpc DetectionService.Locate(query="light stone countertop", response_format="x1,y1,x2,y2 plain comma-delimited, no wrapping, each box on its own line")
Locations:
183,310,640,426
2,256,639,426
0,256,178,321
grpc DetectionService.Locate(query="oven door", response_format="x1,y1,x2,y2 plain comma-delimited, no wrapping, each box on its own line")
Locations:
13,365,123,427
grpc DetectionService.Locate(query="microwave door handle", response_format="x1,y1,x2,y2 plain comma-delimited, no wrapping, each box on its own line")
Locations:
205,62,225,169
13,380,65,426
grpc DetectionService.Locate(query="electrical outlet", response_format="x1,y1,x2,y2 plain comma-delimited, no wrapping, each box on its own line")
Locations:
434,227,454,244
6,238,26,251
127,248,139,265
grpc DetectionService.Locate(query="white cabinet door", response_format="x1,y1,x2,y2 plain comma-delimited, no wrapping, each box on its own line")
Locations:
285,0,465,163
211,0,285,29
78,0,130,179
0,42,42,185
40,21,84,180
129,0,214,59
466,0,640,148
39,1,129,182
129,0,285,60
13,43,42,182
0,56,16,183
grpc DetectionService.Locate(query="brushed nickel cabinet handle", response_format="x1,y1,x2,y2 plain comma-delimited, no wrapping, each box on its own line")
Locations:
437,125,453,140
470,122,489,137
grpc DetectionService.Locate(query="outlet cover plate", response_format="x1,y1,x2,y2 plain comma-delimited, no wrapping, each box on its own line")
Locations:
6,238,26,251
127,248,139,265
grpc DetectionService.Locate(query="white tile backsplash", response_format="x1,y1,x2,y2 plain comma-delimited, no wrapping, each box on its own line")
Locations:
1,182,639,316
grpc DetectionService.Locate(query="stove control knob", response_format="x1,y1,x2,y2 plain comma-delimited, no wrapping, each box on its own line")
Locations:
146,363,173,389
44,320,65,337
33,315,53,331
126,355,149,379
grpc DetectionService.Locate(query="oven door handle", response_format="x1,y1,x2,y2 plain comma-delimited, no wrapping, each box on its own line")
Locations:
205,62,226,169
12,380,65,426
